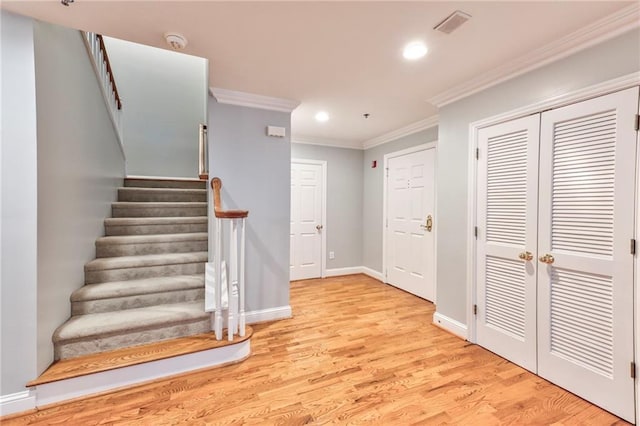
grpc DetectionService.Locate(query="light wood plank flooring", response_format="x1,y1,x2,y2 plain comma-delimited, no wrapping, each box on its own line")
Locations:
28,327,253,386
3,274,628,425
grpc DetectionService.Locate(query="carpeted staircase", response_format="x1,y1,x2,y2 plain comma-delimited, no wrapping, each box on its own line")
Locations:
52,177,211,360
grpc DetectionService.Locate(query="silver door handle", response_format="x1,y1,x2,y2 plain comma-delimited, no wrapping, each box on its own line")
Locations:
316,225,323,231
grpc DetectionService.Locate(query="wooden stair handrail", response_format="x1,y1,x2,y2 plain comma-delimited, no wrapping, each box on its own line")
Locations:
211,177,249,219
96,34,122,110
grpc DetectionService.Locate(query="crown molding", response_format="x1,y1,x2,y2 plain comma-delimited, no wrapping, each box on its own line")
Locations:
210,87,300,113
291,135,363,150
362,115,439,150
470,72,640,131
428,3,640,108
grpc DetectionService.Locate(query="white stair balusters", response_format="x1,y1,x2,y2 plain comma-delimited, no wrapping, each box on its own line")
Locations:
213,216,223,340
210,177,248,341
82,32,123,145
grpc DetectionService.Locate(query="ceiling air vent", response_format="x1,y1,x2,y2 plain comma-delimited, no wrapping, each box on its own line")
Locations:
434,10,471,34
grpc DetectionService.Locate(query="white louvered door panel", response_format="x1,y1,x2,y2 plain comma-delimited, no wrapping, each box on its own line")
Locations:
537,87,638,423
477,115,540,372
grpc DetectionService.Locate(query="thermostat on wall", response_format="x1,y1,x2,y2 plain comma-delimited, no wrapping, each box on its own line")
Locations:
267,126,286,138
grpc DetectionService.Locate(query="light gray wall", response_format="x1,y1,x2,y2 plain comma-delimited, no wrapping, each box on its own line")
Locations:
437,29,640,325
34,21,126,373
104,37,207,178
209,100,290,311
291,144,363,269
0,10,39,397
362,128,439,273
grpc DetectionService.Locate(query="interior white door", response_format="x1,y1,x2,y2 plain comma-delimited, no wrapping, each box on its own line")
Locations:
290,162,323,281
537,87,638,422
386,148,436,301
476,115,540,373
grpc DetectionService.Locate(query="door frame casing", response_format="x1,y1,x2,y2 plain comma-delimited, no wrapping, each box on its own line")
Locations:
291,158,328,279
382,142,438,302
466,72,640,420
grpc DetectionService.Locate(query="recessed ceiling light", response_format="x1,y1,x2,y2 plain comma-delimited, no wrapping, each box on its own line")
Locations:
403,42,428,60
315,111,330,122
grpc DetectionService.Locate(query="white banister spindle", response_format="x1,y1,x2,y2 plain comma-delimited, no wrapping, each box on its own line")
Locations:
239,218,246,336
228,220,237,341
210,177,248,342
214,218,223,340
81,31,123,143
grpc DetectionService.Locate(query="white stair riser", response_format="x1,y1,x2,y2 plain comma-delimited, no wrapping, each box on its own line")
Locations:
72,289,205,315
118,188,206,203
112,205,206,218
85,262,205,284
54,318,210,360
105,222,207,236
96,239,207,257
124,179,206,189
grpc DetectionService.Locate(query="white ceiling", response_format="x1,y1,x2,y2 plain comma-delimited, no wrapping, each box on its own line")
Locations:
3,1,636,148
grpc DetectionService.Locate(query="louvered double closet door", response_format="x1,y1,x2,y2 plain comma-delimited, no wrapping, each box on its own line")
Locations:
477,87,638,422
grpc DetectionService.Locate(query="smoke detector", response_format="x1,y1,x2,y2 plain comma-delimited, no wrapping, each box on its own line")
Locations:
164,33,188,50
434,10,471,34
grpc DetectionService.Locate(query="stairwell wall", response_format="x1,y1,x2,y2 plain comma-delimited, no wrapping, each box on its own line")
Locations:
0,10,39,400
103,37,207,179
209,99,291,315
34,21,126,374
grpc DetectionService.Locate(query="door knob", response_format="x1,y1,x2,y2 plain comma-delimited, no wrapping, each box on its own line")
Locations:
518,251,533,261
420,215,433,232
316,224,323,231
539,254,555,264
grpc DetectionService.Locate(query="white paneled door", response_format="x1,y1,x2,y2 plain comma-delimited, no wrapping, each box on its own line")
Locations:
385,147,436,301
476,86,638,423
476,115,540,373
290,161,324,281
537,87,638,422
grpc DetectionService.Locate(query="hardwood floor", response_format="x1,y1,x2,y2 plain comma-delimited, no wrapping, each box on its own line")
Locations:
3,274,628,425
28,327,253,386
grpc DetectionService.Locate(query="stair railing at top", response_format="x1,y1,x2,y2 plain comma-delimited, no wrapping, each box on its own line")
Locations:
199,124,208,180
211,177,249,341
82,32,123,145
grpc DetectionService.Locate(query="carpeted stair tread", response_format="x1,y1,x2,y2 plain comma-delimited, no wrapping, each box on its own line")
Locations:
71,274,205,302
112,202,207,218
52,176,215,360
53,301,209,342
103,217,208,236
125,177,206,189
112,202,207,209
85,252,208,271
96,233,208,246
105,217,207,226
118,187,206,202
96,232,208,257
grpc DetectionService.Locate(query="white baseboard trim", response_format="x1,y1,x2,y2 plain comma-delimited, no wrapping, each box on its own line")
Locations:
361,267,384,282
33,340,250,408
0,390,36,417
433,312,468,340
324,266,384,282
325,267,364,277
245,305,292,324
